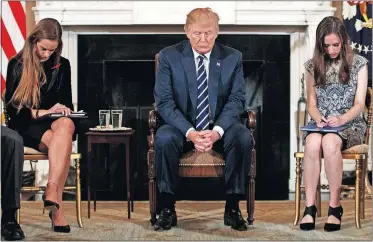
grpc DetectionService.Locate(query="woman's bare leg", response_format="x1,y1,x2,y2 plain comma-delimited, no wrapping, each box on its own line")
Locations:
52,158,71,226
300,133,323,224
39,130,59,202
321,133,343,225
39,117,75,226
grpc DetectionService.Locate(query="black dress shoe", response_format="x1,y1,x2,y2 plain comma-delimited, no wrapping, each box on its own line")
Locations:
1,220,25,241
224,208,248,231
153,208,177,231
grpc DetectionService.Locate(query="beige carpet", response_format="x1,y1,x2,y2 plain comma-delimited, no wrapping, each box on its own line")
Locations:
16,200,372,241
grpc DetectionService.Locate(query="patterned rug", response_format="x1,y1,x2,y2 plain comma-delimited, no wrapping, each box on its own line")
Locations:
16,200,372,240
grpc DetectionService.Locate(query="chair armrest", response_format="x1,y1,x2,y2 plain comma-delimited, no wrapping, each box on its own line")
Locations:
148,110,159,149
148,110,158,131
241,109,257,130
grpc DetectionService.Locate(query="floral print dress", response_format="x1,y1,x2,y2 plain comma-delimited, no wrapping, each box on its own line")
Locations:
303,54,368,149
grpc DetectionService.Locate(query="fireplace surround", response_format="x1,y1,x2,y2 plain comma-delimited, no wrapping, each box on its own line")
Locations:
31,1,344,199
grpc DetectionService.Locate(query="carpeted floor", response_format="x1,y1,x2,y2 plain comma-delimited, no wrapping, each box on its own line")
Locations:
15,200,372,241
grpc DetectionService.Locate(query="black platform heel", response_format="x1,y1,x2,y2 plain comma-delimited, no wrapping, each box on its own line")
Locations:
324,205,343,232
49,211,71,233
300,205,317,231
42,182,60,214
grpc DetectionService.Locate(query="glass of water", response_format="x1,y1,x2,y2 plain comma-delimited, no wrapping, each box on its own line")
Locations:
99,110,110,128
111,110,123,128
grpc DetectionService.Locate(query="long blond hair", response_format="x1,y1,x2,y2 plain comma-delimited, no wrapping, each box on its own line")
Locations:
9,18,63,111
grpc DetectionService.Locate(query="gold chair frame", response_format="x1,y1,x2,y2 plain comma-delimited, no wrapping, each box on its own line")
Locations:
16,153,84,228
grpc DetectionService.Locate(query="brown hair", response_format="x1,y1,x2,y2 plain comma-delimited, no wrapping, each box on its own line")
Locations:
184,7,220,32
312,16,353,86
9,18,63,111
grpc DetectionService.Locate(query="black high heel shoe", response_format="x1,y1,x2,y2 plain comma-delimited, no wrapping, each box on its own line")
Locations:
42,194,60,214
42,183,60,214
48,211,71,233
300,205,317,231
324,205,343,232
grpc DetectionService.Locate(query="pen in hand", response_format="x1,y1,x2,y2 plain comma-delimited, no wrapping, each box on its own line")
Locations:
317,116,328,128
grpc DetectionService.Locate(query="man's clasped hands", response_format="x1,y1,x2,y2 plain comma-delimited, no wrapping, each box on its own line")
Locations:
187,130,221,152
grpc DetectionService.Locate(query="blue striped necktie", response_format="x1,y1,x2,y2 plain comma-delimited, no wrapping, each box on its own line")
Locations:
195,55,209,131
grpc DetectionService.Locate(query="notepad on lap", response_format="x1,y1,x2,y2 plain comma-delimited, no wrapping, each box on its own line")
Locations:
38,112,88,120
301,123,348,133
49,112,87,118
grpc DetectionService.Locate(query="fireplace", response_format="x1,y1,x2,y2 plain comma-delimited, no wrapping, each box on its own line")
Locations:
76,34,290,200
32,1,339,199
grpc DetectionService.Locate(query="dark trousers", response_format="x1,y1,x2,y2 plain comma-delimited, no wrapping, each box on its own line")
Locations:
1,126,24,211
154,122,252,196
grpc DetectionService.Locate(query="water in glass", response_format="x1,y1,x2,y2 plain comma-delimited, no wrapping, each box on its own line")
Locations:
111,110,122,128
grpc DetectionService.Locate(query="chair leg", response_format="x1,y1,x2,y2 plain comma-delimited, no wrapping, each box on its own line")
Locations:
16,209,20,224
247,147,256,225
360,157,367,219
149,179,157,225
294,157,301,226
75,158,84,228
364,154,372,198
316,178,321,217
247,175,255,225
355,158,363,228
148,150,157,225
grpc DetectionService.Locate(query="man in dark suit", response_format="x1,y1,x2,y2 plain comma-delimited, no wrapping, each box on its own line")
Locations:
153,7,251,231
1,126,25,240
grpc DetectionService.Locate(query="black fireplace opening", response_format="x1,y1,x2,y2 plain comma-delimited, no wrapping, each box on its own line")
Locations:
103,60,155,107
77,34,290,201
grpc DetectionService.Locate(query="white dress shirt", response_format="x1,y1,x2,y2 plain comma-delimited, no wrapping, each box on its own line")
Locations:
185,48,224,139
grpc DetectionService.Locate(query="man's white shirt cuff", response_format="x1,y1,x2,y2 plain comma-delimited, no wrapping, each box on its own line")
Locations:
212,126,224,139
185,126,224,140
185,127,195,139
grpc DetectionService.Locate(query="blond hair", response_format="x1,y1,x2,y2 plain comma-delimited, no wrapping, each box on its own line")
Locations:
9,18,63,111
184,7,220,32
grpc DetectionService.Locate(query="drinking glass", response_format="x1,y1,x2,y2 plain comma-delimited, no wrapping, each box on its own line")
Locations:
111,110,123,128
99,110,110,128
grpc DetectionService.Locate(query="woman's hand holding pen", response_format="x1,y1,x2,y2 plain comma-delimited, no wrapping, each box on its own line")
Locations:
316,115,346,128
316,116,328,127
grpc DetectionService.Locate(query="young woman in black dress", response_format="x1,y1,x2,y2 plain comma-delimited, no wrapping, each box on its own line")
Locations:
5,18,75,233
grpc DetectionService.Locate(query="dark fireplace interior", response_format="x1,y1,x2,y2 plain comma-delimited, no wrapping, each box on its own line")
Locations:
77,34,290,201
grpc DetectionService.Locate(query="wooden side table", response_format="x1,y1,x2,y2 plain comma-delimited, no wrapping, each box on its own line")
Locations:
85,130,135,219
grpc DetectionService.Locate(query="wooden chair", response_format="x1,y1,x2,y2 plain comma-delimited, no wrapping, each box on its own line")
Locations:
3,107,84,228
293,87,372,229
147,54,257,225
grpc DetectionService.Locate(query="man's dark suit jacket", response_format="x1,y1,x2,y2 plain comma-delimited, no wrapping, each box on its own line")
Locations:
154,40,246,135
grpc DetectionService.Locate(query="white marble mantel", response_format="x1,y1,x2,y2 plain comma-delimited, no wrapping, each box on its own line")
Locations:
32,1,342,194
